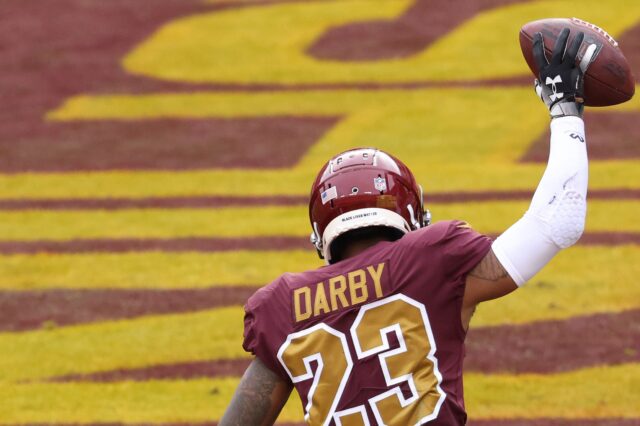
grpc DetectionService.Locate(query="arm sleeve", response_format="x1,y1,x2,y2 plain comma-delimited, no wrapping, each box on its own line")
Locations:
492,116,588,286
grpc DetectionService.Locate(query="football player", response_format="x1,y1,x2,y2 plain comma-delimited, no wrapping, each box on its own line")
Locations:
220,28,594,425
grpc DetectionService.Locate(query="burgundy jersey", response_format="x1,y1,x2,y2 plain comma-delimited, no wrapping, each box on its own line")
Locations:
243,220,492,425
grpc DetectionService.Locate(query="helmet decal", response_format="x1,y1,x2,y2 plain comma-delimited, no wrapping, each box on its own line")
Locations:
321,186,338,205
373,176,387,192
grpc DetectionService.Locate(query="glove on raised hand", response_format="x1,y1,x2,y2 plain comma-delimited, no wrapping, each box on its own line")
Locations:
533,28,596,119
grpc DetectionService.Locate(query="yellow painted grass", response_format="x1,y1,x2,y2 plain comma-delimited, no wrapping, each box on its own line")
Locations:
437,199,640,234
1,364,637,422
207,0,270,3
50,86,638,175
48,88,547,167
0,160,578,201
47,86,611,173
0,246,637,327
35,85,640,199
122,0,640,83
0,250,321,290
0,378,303,423
465,363,640,419
472,245,640,326
0,307,247,382
0,206,308,240
0,200,637,240
0,161,639,199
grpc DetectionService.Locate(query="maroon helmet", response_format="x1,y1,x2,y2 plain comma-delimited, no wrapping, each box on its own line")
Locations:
309,148,430,263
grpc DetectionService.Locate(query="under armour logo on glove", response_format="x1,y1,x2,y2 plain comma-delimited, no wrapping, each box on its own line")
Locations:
532,28,597,118
545,75,564,101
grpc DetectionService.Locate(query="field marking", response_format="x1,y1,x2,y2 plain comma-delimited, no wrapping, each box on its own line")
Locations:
122,0,640,83
0,200,637,241
0,188,639,210
0,250,321,290
0,307,248,382
465,363,640,418
0,246,637,329
0,286,257,332
0,363,638,422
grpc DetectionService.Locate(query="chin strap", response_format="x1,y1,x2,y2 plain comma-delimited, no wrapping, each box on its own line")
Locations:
310,222,324,259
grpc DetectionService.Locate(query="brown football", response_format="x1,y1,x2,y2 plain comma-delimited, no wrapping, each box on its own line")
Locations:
520,17,635,106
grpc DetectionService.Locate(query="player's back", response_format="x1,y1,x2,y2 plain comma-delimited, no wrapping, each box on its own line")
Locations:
243,220,491,425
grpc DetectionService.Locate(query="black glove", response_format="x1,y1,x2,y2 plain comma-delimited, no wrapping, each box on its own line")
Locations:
532,28,594,119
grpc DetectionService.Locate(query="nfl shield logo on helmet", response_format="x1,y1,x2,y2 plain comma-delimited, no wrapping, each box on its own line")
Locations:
374,176,387,192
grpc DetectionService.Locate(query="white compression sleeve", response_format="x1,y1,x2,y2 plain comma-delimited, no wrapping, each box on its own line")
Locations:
492,116,588,286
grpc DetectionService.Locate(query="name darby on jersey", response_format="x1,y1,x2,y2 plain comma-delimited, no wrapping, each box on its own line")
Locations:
293,262,386,323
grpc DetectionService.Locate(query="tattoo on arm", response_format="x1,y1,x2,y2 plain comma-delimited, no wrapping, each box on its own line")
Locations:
469,249,509,281
220,358,291,426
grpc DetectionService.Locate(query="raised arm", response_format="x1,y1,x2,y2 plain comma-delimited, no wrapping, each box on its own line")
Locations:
462,28,595,328
219,358,293,426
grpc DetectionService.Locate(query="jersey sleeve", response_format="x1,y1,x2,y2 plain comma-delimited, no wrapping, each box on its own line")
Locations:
399,220,492,280
242,286,292,382
438,220,493,279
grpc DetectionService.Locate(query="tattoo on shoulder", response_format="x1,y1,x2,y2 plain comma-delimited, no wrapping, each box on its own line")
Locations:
469,249,509,281
220,358,281,426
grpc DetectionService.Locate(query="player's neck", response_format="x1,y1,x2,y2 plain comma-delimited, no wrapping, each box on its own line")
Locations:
342,236,391,260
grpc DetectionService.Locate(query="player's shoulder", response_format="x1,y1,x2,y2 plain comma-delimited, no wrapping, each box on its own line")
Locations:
246,272,295,312
245,269,324,316
394,220,492,280
399,219,476,248
243,272,306,377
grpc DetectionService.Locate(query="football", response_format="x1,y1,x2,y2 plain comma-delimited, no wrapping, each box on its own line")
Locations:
520,17,635,106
